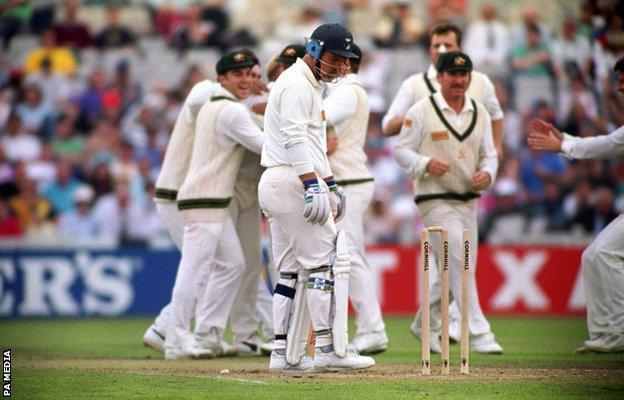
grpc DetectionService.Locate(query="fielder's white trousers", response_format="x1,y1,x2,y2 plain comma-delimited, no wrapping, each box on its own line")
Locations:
153,201,274,343
228,196,264,343
415,200,495,341
165,216,245,351
259,166,337,348
581,214,624,339
335,181,385,335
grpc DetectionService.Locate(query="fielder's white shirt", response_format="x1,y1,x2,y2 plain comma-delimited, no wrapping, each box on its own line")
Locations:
261,58,332,178
324,73,359,133
212,87,264,153
382,64,503,132
395,91,498,185
185,80,221,123
561,124,624,159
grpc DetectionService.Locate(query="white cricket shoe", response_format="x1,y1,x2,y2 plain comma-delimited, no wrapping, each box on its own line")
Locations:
142,325,165,353
234,336,275,356
164,346,215,360
350,330,389,354
259,341,277,356
471,335,503,354
314,346,375,372
584,333,624,353
410,320,442,354
269,351,315,374
196,328,239,357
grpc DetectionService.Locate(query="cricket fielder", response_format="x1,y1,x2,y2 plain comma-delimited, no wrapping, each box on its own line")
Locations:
395,52,503,354
165,51,264,359
527,57,624,354
382,22,505,348
228,58,275,355
324,43,388,354
143,78,219,355
259,23,375,373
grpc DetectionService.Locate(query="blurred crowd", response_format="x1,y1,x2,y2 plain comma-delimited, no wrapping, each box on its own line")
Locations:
0,0,623,247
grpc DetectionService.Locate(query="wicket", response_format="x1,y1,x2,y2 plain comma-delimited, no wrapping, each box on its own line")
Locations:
420,226,470,375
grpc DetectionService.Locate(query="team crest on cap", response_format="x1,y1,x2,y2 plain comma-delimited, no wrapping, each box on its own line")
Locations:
454,56,467,66
284,48,296,56
233,53,246,62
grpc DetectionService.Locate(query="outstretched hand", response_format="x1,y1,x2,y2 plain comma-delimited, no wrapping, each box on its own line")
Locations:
527,118,563,152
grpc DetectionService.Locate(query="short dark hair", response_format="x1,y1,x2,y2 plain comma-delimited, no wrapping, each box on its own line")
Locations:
614,56,624,73
429,22,462,46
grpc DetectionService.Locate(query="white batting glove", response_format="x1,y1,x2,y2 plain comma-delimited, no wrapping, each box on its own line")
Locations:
326,179,346,222
302,180,331,225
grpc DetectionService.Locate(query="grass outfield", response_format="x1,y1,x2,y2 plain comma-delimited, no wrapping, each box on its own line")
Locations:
2,316,623,399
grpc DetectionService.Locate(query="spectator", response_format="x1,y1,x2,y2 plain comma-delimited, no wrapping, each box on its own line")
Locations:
25,57,70,112
0,88,10,128
551,18,591,81
76,68,107,128
109,139,139,184
480,178,530,244
126,182,167,244
8,178,53,234
15,84,53,137
510,23,554,111
57,183,101,239
273,5,322,45
51,114,84,165
373,0,424,48
25,142,56,185
87,160,113,197
557,72,599,131
463,3,509,80
0,0,30,50
535,178,567,231
495,82,523,155
24,28,77,76
1,113,41,162
94,5,136,49
53,0,92,49
567,186,618,235
0,198,22,237
171,2,228,53
41,160,81,214
110,60,142,114
364,197,400,244
510,6,552,49
91,181,132,244
86,117,120,165
520,124,567,202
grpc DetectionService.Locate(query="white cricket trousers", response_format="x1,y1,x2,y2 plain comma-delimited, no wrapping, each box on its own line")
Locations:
335,181,385,335
228,196,264,343
258,166,337,349
416,200,494,340
581,214,624,339
165,217,245,350
154,201,272,343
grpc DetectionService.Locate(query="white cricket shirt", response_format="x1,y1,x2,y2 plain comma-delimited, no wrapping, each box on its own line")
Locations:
395,91,498,186
261,58,332,178
561,124,624,159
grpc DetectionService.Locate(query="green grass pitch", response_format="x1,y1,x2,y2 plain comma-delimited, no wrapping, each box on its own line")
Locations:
2,316,623,399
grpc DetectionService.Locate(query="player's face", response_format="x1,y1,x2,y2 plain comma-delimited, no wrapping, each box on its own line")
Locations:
438,71,470,100
219,67,253,100
429,32,461,64
618,71,624,93
318,51,350,82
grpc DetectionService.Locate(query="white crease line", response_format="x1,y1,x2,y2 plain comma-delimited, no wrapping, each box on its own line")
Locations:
214,376,268,385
